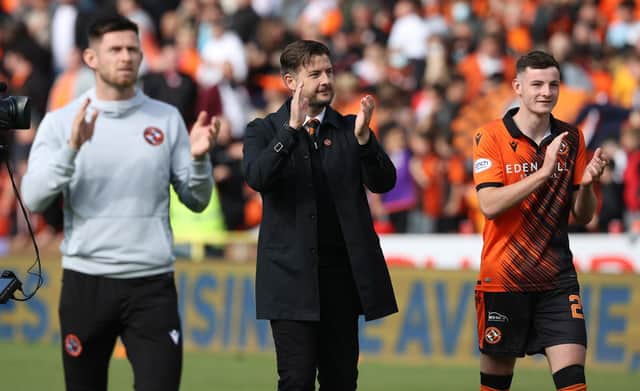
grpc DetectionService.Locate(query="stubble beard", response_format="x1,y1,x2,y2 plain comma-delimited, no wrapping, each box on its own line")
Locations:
99,70,138,93
310,90,334,110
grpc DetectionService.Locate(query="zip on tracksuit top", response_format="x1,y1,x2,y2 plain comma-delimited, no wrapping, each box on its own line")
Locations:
21,88,213,278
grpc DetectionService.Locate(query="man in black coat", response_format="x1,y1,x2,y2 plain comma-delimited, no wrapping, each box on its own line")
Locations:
243,40,398,390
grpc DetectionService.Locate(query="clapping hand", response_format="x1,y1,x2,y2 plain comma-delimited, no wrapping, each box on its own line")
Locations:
190,111,220,160
69,98,99,151
581,148,608,187
354,95,374,145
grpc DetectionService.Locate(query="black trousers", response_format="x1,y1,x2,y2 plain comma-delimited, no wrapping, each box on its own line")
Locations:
59,269,182,391
270,263,361,391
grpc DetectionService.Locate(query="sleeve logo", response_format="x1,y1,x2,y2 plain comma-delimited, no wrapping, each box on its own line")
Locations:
474,158,492,173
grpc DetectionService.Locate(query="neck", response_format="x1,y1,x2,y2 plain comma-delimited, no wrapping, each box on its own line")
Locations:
308,105,325,117
512,108,551,143
95,79,136,101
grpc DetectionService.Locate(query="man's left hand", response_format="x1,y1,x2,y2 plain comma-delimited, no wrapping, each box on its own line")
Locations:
581,147,608,187
191,111,220,160
355,95,374,145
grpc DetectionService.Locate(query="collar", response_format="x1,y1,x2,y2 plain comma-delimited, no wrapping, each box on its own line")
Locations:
277,98,342,129
502,107,560,139
85,87,146,118
304,107,326,126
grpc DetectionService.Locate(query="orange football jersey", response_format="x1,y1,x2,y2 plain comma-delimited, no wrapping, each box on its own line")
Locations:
472,108,587,292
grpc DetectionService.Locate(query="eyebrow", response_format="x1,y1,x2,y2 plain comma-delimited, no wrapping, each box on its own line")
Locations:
529,79,560,83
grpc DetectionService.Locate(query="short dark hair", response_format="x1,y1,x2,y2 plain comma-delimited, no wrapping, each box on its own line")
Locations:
516,50,561,75
280,40,331,75
88,15,139,43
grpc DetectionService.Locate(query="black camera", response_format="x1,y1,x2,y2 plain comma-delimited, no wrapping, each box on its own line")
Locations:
0,95,30,130
0,85,31,304
0,81,30,130
0,270,22,304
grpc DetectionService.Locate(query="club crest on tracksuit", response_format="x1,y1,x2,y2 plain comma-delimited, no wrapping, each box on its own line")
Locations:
143,127,165,146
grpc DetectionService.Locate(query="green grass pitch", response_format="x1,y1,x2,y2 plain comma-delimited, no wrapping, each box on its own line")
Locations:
1,341,639,390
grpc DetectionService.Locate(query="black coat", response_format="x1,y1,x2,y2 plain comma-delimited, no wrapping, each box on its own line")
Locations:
243,100,398,321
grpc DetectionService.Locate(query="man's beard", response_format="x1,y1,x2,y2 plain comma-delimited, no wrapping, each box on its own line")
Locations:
99,71,137,91
309,90,334,108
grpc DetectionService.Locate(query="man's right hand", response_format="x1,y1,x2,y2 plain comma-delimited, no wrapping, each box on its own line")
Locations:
69,98,99,151
288,80,308,129
541,131,568,177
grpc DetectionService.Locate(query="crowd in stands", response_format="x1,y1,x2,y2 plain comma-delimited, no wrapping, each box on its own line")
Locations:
0,0,639,254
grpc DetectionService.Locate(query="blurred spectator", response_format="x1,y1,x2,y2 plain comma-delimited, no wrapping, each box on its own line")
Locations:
352,42,387,88
423,34,450,87
595,139,625,232
456,32,515,103
611,49,640,108
449,20,474,64
501,1,533,55
412,130,468,233
13,0,51,51
229,0,260,43
210,119,246,231
50,0,79,74
548,31,594,92
606,0,640,49
196,1,250,138
343,1,386,49
174,23,201,80
530,0,573,45
332,72,378,131
3,39,51,122
573,91,630,149
158,9,180,44
387,0,429,91
372,122,417,233
296,0,342,40
117,0,160,72
47,47,94,111
251,0,284,17
142,42,198,125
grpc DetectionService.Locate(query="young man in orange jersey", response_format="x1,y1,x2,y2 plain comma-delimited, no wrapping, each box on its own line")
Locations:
472,50,608,391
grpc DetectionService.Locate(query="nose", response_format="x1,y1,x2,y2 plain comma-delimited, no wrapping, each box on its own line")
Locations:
120,49,133,62
540,83,552,97
319,71,331,85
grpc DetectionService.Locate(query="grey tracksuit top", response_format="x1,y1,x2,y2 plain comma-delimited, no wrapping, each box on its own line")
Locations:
21,88,213,278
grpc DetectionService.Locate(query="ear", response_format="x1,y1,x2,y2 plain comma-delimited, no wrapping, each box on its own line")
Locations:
83,48,97,70
512,77,521,95
282,73,297,93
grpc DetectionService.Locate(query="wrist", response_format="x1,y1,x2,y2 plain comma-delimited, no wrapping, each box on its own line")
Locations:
284,123,300,133
356,130,371,145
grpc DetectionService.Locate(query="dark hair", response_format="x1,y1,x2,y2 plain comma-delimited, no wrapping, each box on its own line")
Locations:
280,40,331,75
88,15,139,43
516,50,561,75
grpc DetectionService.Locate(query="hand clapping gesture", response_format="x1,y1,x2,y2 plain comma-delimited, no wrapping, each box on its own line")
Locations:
69,98,99,151
581,147,608,187
190,111,220,160
289,81,308,129
355,95,374,145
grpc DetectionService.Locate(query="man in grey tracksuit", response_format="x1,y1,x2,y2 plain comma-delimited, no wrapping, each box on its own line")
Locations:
21,15,219,391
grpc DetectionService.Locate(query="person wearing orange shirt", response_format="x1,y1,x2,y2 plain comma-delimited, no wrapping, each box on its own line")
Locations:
472,51,608,391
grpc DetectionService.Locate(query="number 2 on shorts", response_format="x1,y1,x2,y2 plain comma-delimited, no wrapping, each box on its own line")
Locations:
569,294,584,319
